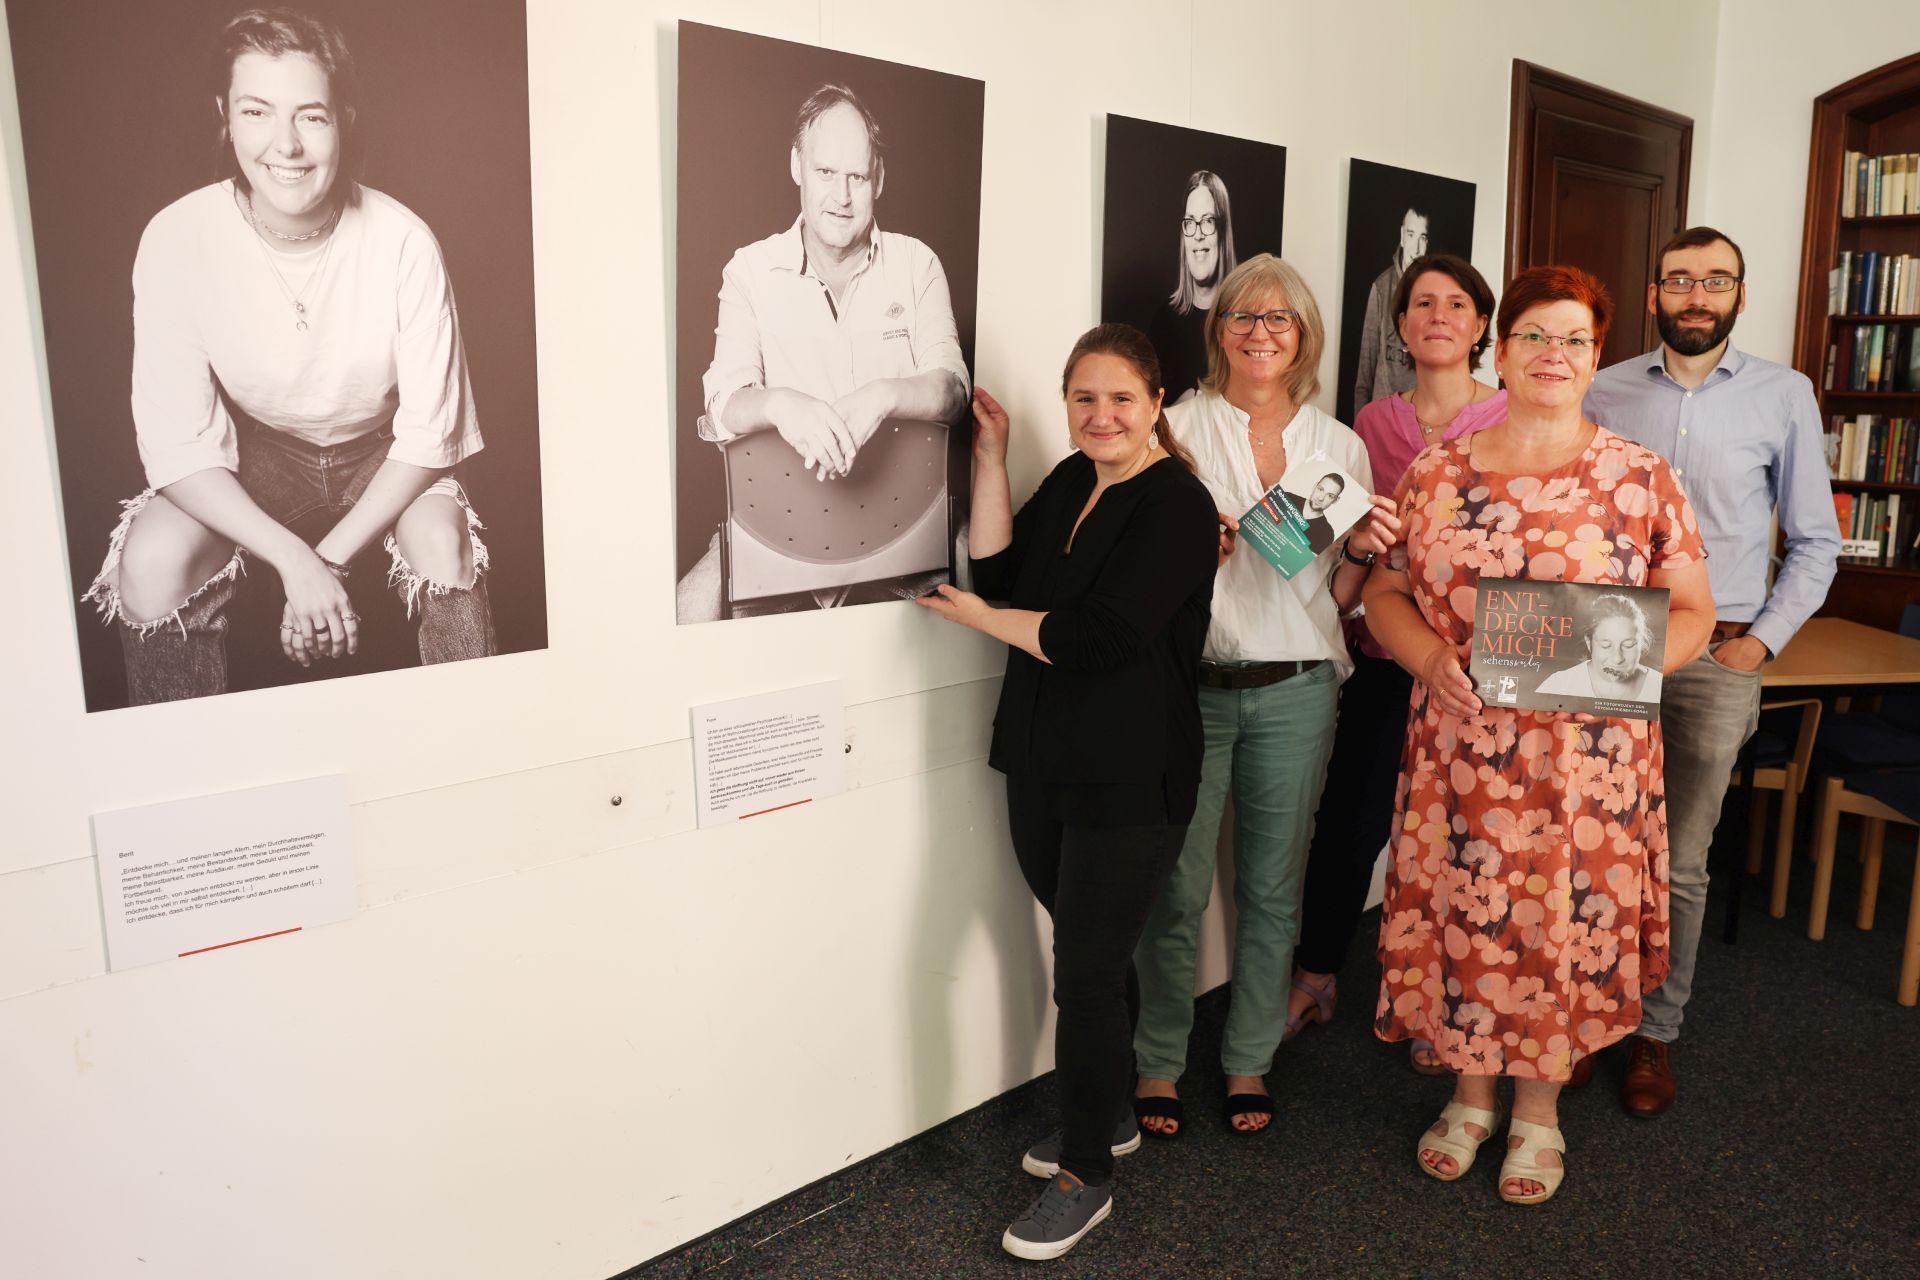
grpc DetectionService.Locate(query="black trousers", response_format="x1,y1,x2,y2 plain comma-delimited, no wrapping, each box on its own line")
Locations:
1004,774,1185,1184
1294,652,1415,975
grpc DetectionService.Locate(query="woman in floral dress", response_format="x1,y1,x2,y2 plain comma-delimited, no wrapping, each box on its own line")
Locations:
1361,266,1715,1205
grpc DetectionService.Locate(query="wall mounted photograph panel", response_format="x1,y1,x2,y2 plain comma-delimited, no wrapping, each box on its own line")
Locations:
673,22,984,624
1100,116,1287,406
6,0,546,711
1336,159,1477,424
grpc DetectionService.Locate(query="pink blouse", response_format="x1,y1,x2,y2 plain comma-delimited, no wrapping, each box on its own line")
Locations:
1349,388,1508,658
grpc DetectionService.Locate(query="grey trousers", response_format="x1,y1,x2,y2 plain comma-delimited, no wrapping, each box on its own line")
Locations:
1639,648,1764,1044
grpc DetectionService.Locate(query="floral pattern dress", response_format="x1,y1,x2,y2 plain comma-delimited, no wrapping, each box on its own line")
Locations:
1373,426,1705,1080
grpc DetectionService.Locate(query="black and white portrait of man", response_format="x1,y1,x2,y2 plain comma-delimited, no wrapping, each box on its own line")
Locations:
1336,159,1476,424
673,24,983,623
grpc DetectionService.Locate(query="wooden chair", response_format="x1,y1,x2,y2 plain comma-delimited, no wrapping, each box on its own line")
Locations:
714,416,952,613
1807,766,1920,1006
1735,697,1823,920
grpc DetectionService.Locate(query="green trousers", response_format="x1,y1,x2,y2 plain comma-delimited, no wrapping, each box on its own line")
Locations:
1132,663,1341,1080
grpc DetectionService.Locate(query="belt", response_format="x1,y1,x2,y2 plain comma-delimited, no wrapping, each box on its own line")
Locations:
1710,620,1751,646
1198,659,1324,690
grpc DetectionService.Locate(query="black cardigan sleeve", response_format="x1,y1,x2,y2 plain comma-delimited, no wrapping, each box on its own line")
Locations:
969,463,1065,601
1036,477,1217,671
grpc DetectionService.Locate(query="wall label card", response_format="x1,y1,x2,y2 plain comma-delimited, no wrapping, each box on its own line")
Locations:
92,776,356,971
692,682,846,828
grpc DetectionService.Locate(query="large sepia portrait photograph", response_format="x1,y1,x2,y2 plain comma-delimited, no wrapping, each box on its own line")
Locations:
1335,158,1476,424
1099,115,1287,407
7,0,546,712
672,22,984,624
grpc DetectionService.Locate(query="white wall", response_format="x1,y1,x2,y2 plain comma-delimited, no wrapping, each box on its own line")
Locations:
0,3,1727,1276
1703,0,1920,366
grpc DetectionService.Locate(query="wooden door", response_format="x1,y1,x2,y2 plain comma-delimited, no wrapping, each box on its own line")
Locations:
1507,62,1694,370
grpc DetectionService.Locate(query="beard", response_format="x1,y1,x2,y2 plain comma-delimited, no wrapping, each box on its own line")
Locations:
1657,301,1739,356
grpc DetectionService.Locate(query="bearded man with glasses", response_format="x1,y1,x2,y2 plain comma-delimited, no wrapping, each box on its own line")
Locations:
1582,225,1840,1117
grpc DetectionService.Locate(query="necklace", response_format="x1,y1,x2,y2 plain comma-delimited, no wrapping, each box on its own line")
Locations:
242,192,338,332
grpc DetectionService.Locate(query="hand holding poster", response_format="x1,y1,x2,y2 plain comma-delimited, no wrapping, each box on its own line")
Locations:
1236,455,1370,579
1470,579,1670,720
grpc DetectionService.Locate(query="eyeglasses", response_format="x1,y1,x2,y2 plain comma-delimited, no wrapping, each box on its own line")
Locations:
1181,214,1220,238
1221,308,1297,336
1508,329,1596,353
1657,274,1742,294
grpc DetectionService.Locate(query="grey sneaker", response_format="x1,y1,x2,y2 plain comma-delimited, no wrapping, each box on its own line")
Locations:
1001,1170,1113,1261
1019,1115,1142,1178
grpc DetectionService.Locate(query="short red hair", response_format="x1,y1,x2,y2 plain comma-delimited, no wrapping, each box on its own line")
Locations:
1496,265,1612,351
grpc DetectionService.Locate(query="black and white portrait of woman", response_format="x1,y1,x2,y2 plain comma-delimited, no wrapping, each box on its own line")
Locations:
1335,159,1476,424
8,0,546,710
1100,116,1286,406
1536,593,1665,702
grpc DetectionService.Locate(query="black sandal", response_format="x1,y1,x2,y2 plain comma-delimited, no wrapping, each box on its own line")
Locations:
1223,1089,1274,1134
1131,1093,1185,1140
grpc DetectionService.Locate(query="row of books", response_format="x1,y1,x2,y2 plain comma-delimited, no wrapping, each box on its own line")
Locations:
1833,490,1920,566
1826,415,1920,483
1841,150,1920,218
1823,324,1920,392
1830,251,1920,316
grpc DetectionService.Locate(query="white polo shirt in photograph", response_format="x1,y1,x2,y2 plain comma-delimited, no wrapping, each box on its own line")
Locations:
130,181,483,490
698,216,969,438
1170,392,1373,672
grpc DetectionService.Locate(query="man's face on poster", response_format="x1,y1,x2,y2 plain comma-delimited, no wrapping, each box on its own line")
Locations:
1398,209,1429,263
790,102,880,253
1306,473,1343,515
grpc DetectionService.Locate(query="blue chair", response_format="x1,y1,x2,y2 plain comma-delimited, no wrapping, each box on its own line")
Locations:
1807,764,1920,1005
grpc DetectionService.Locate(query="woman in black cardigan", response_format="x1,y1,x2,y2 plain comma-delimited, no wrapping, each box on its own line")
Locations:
918,324,1219,1261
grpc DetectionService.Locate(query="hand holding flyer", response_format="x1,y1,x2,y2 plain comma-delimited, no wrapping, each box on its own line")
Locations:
1236,454,1372,579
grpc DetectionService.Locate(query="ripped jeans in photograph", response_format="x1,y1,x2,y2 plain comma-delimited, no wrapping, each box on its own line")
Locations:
83,423,496,705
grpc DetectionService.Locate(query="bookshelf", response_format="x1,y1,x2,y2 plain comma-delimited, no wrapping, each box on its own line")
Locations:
1793,52,1920,629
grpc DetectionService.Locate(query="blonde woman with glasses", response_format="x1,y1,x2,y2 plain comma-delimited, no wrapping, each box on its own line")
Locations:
1131,254,1399,1138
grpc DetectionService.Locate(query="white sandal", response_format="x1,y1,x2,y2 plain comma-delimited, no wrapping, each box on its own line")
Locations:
1415,1100,1502,1182
1498,1117,1567,1205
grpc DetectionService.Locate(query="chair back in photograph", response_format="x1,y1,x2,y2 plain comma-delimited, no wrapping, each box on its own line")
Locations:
715,416,952,607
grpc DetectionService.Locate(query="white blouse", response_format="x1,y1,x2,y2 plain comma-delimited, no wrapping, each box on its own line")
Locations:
1168,392,1374,670
130,181,483,490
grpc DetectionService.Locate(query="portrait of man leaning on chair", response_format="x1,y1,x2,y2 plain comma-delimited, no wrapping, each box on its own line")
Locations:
676,81,971,622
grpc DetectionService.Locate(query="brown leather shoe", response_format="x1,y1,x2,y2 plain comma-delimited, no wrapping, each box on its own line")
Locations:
1566,1052,1596,1088
1621,1035,1675,1117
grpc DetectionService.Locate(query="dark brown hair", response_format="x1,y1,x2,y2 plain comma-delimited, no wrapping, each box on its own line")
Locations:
1059,323,1196,474
1496,264,1613,350
210,9,361,202
1390,252,1496,368
1656,225,1745,283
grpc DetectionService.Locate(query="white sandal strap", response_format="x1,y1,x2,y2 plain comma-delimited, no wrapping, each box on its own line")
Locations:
1506,1118,1567,1155
1419,1101,1501,1160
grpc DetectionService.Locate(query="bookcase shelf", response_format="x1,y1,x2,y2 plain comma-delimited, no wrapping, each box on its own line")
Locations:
1823,389,1920,400
1841,213,1920,227
1831,478,1920,493
1831,313,1920,322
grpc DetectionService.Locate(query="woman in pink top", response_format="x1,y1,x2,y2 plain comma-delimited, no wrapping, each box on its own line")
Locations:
1283,254,1505,1071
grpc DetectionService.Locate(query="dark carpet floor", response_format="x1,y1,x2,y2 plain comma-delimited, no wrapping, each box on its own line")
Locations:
627,828,1920,1280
